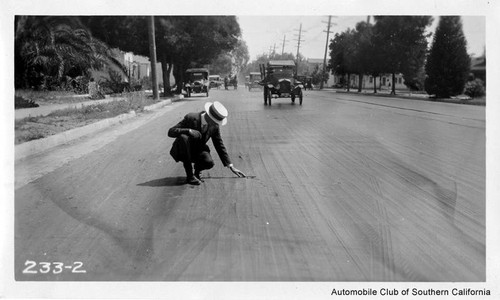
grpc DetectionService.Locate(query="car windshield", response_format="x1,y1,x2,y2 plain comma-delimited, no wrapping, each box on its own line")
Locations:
188,72,207,81
269,67,294,79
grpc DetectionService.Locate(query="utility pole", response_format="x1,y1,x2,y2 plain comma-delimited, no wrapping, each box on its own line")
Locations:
281,34,288,56
321,16,336,89
293,23,306,76
148,16,159,100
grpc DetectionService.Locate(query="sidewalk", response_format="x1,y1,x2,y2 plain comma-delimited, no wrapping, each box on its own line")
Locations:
329,87,430,99
328,88,483,105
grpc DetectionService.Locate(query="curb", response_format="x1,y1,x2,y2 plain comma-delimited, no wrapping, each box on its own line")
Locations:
334,90,430,101
333,90,482,105
15,95,183,161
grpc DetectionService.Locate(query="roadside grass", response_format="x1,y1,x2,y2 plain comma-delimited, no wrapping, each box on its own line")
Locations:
15,89,87,105
15,91,159,145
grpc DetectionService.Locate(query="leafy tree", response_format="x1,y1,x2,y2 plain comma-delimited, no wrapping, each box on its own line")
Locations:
425,16,470,98
15,16,118,90
310,64,329,86
166,16,241,93
84,16,242,94
231,39,250,75
373,16,433,94
352,21,374,92
328,29,356,91
209,53,233,76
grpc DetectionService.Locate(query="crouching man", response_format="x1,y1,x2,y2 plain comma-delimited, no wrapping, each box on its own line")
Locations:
168,101,246,185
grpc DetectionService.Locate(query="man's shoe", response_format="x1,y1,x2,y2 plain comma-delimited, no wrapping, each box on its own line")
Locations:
194,170,204,182
186,175,201,185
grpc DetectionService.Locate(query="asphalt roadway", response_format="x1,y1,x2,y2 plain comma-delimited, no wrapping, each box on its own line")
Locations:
14,87,485,282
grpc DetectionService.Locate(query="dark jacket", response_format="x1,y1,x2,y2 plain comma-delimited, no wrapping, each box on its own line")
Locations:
168,112,231,166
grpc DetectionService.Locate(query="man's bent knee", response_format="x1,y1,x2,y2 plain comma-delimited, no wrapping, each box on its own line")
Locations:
196,153,215,170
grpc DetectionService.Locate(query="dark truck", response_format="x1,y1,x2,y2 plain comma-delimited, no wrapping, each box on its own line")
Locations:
259,60,303,105
184,68,209,97
247,72,262,91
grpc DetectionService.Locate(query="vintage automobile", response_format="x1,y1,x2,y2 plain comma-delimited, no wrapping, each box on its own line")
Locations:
224,75,238,90
259,60,303,105
296,75,306,84
304,76,313,90
247,72,262,91
244,75,250,89
209,75,222,89
229,74,238,89
296,75,313,90
184,68,209,97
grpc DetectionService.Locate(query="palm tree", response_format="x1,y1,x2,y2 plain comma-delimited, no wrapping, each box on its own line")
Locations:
15,16,122,90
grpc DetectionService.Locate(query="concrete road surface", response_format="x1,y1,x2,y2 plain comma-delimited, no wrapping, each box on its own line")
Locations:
15,87,485,281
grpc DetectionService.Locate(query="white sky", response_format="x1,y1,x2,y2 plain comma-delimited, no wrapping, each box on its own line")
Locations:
238,16,486,61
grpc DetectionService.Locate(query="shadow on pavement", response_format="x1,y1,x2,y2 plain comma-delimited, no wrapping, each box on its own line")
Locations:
137,177,186,187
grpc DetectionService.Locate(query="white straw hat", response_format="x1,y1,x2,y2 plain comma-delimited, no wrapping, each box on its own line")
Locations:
204,101,228,126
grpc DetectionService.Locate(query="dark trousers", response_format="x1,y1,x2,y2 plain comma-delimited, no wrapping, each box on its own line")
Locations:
170,134,215,176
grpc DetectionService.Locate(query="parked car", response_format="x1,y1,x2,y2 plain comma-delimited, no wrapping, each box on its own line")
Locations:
209,75,222,89
259,60,303,105
184,68,209,97
247,72,262,91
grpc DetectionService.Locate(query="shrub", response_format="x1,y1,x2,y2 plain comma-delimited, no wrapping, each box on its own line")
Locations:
15,96,39,109
464,79,485,98
100,69,130,94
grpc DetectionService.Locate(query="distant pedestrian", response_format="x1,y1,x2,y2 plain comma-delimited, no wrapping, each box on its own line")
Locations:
88,78,98,98
168,101,246,185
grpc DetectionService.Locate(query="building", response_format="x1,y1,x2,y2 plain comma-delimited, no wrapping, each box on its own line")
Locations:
349,73,406,90
304,58,336,87
91,49,164,86
470,54,486,83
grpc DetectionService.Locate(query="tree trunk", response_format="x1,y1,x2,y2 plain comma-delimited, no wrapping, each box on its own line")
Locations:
166,63,173,94
346,73,350,92
173,63,185,94
373,75,377,93
159,55,173,96
358,73,363,92
391,72,396,95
